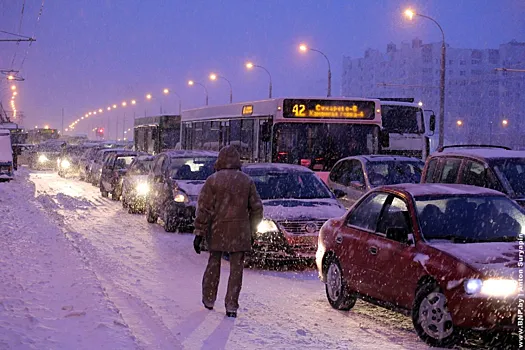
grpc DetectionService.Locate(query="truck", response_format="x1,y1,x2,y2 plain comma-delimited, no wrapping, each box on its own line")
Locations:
0,129,14,181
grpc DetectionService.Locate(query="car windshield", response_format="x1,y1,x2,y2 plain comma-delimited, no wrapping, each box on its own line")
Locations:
169,157,216,180
246,170,333,200
128,160,153,175
416,195,525,243
492,158,525,197
273,123,378,171
366,160,424,187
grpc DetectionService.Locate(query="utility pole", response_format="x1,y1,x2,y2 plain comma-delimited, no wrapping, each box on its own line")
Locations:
122,113,126,140
61,108,64,135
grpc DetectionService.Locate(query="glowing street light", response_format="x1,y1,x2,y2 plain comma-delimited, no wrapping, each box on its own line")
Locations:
298,43,332,97
122,101,127,107
12,91,18,96
162,88,182,115
146,94,152,100
113,104,117,109
404,8,446,148
209,73,233,103
107,107,111,111
10,85,16,91
7,75,14,80
456,120,463,126
502,119,508,126
188,80,209,106
131,100,136,105
246,62,272,98
98,108,103,113
89,112,92,115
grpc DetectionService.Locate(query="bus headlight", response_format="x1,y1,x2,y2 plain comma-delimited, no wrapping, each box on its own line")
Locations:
136,182,149,196
61,159,71,169
38,154,49,163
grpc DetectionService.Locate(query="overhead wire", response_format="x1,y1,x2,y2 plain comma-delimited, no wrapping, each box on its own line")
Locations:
18,0,45,73
9,0,27,69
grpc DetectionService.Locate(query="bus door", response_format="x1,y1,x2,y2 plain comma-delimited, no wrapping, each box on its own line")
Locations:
257,118,272,162
219,121,230,149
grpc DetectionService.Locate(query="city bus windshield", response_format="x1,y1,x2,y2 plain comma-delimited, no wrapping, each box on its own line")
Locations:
381,105,423,134
273,123,378,171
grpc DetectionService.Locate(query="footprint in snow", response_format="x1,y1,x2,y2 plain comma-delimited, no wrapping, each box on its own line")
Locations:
296,329,307,336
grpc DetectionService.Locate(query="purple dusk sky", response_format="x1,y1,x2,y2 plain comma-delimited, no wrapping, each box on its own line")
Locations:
0,0,523,135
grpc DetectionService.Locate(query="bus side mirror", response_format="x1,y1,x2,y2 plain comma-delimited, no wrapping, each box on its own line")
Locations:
261,122,272,142
429,114,436,134
380,130,389,148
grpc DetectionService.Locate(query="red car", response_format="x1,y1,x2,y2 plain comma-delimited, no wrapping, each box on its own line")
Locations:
316,183,522,347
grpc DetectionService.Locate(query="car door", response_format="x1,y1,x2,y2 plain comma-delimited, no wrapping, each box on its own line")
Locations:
101,154,115,190
336,192,389,296
367,195,421,307
329,159,367,208
328,159,354,208
150,155,167,212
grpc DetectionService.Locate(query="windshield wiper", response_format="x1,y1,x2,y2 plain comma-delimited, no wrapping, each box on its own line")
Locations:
425,235,480,243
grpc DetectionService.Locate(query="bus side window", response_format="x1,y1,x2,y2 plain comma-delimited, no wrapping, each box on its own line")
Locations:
230,120,242,152
258,119,272,162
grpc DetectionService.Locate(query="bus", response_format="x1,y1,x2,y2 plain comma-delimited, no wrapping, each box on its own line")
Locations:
134,115,181,155
375,98,435,160
180,97,385,179
27,128,59,144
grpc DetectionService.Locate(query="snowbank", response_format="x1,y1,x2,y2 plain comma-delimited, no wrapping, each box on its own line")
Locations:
0,169,137,349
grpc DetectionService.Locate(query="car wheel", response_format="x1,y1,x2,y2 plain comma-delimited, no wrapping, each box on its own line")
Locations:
412,282,462,348
325,258,356,311
146,204,158,223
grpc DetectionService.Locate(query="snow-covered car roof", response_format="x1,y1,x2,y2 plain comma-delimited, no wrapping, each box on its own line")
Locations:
433,147,525,160
134,155,155,161
164,150,218,158
337,154,423,164
379,183,507,198
242,163,313,173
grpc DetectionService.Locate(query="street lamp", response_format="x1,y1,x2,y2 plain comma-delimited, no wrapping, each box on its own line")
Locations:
163,88,182,115
113,104,117,109
10,85,16,91
209,73,233,103
502,119,508,126
404,8,446,148
246,62,273,98
298,43,332,97
456,120,463,126
188,80,209,106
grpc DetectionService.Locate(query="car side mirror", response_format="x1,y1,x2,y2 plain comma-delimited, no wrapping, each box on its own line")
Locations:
350,180,365,190
333,189,346,198
154,174,165,183
429,114,436,134
386,227,411,244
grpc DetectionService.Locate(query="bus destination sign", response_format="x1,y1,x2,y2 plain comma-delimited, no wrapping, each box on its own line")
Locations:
282,99,375,119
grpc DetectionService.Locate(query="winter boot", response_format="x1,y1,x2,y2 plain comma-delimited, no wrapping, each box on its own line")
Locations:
226,311,237,318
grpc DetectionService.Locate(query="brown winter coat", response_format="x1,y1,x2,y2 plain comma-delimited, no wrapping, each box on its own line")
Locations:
194,146,263,252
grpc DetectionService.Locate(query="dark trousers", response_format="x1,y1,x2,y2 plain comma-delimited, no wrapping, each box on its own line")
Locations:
202,251,245,313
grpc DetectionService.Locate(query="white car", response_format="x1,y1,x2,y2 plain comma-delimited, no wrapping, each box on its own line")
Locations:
327,155,424,208
121,155,155,213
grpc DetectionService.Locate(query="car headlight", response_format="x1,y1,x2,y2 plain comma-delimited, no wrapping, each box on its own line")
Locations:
61,159,71,169
256,219,279,234
464,278,518,297
136,182,149,195
173,190,188,203
38,154,48,163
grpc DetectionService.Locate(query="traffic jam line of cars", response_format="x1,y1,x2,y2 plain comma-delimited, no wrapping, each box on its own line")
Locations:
29,141,524,347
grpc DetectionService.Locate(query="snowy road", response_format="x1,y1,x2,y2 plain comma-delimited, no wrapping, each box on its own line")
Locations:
4,169,494,349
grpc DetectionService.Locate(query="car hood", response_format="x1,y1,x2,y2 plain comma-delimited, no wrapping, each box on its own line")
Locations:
175,180,206,199
429,241,519,279
128,174,149,183
261,198,346,221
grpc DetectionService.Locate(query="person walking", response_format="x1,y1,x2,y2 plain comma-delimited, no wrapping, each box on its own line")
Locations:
193,145,263,318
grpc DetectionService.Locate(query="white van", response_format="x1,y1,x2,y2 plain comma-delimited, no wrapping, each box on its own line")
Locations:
0,129,14,181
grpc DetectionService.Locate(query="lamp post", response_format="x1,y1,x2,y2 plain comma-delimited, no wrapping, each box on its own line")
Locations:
246,62,273,98
209,73,233,103
188,80,209,106
404,9,446,148
299,44,332,97
163,88,182,115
